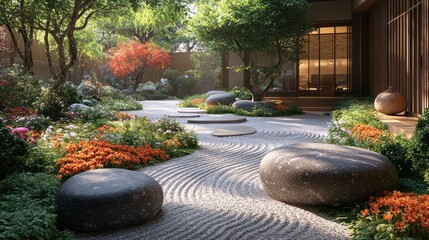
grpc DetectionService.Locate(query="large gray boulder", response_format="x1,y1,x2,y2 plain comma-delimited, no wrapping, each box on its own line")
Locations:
120,89,134,96
232,100,259,112
259,143,398,205
206,90,227,96
205,93,236,106
68,103,90,111
57,168,163,232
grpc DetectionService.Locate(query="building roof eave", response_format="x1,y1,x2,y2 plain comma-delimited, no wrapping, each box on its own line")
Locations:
353,0,378,13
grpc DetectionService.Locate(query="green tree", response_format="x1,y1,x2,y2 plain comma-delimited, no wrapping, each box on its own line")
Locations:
191,0,312,101
0,0,39,71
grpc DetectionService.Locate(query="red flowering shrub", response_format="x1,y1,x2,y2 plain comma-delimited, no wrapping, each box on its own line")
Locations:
108,41,171,90
56,140,169,180
350,124,384,142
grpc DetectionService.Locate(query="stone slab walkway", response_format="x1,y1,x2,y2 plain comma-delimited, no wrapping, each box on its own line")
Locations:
78,100,350,240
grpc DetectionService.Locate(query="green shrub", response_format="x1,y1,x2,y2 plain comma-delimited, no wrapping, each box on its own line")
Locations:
100,98,143,111
74,105,116,127
0,64,43,110
327,99,416,177
0,173,73,239
412,108,429,184
206,103,303,117
101,117,198,158
25,143,62,173
230,86,252,100
33,87,67,121
0,122,28,180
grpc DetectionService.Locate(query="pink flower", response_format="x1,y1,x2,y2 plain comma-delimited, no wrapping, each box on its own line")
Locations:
11,127,29,140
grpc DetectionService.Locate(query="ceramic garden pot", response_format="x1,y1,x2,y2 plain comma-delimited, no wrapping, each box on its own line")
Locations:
374,86,406,115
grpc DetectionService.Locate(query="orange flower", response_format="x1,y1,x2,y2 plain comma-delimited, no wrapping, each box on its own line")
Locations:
383,213,393,221
56,140,169,180
350,124,384,142
361,209,370,216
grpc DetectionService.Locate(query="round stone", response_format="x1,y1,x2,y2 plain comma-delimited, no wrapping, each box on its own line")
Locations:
177,108,207,114
57,168,163,232
205,93,236,106
232,100,259,112
69,103,90,111
259,143,398,205
164,113,200,118
206,90,227,96
119,89,134,96
212,126,256,137
188,115,247,124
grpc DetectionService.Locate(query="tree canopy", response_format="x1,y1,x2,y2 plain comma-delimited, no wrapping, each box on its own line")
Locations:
108,41,171,91
191,0,312,101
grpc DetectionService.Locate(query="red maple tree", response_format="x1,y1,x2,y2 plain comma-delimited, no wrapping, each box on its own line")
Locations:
108,41,171,91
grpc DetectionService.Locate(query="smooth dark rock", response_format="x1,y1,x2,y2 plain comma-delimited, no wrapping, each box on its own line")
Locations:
69,103,90,111
57,168,163,232
205,93,236,106
232,100,259,112
259,143,398,205
120,89,134,96
207,90,227,96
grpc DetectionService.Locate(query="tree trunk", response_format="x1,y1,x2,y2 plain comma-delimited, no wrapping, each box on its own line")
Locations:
242,50,251,91
132,69,145,92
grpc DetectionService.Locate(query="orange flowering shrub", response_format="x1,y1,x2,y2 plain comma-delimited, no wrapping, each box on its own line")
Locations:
350,124,384,142
274,103,288,112
353,191,429,239
114,111,133,121
189,98,204,105
56,140,169,180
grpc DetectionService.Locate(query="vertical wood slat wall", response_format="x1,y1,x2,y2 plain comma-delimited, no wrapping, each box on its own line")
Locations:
364,0,428,115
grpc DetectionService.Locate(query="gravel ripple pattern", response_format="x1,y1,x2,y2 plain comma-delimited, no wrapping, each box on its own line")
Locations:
78,100,350,240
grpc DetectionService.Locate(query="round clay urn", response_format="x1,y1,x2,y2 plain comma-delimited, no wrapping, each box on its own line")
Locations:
374,86,406,115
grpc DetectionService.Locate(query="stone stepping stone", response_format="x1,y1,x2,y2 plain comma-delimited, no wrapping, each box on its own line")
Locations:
188,115,247,124
177,108,207,114
260,143,398,206
212,126,256,137
56,168,163,232
164,113,200,118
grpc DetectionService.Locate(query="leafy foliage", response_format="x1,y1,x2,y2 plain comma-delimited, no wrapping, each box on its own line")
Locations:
0,173,73,239
350,191,429,240
412,108,429,184
230,86,252,100
108,41,171,90
327,99,414,176
191,0,312,100
0,121,28,180
100,98,143,111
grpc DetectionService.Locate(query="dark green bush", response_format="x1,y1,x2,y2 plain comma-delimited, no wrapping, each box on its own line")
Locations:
230,86,252,100
412,108,429,183
33,87,67,121
0,122,28,180
0,173,73,239
0,64,42,109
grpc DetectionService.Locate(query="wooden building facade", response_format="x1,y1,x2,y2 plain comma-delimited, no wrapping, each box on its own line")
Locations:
227,0,429,115
353,0,429,115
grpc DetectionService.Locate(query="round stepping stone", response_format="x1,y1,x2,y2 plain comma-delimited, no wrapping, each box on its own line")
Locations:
212,126,256,137
259,143,398,206
164,113,200,118
188,115,247,124
57,168,163,232
177,108,207,114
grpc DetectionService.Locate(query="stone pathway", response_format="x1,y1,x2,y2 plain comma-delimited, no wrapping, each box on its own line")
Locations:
78,100,350,240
